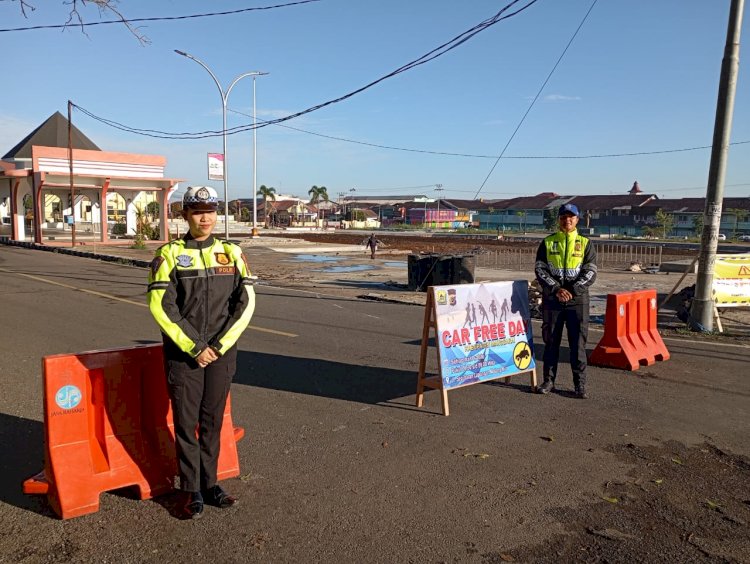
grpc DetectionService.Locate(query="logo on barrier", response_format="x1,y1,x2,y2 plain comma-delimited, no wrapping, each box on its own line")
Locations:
55,385,82,410
619,304,625,317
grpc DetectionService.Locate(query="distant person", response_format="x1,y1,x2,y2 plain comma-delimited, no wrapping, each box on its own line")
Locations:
366,233,382,259
534,204,597,399
148,186,256,519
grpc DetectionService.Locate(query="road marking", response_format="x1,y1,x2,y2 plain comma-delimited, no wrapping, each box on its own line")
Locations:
0,268,297,338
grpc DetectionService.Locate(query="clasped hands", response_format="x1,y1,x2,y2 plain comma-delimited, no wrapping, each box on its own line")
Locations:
196,347,220,368
556,288,573,303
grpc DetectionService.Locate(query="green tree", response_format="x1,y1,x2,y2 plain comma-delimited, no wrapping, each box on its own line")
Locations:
692,214,704,238
257,185,277,227
726,207,749,238
516,210,527,233
145,201,159,221
543,209,556,230
654,209,675,239
308,185,329,220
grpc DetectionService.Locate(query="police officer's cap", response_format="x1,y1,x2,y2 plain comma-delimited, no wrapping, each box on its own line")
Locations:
183,186,219,210
558,203,580,217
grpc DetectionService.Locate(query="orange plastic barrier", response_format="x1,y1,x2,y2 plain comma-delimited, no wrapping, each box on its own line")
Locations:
22,344,244,519
588,289,670,371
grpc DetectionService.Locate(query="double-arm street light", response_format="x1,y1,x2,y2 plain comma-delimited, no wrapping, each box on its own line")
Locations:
175,49,267,240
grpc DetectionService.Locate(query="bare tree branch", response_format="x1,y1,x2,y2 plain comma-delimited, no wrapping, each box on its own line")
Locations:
11,0,150,44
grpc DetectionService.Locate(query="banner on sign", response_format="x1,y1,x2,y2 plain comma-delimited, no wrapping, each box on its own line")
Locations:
713,254,750,307
432,280,535,390
207,153,224,181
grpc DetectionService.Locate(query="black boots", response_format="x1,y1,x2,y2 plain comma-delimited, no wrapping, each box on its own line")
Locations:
538,379,588,398
184,491,204,519
537,380,555,394
202,485,238,508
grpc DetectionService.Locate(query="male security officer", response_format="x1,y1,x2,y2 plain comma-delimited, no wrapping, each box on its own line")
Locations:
148,186,255,518
534,203,597,398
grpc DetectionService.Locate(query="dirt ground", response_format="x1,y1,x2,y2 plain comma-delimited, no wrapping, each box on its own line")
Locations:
250,231,750,341
5,234,748,563
513,440,750,563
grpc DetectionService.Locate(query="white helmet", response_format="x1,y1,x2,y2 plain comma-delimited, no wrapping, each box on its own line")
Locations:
183,186,219,209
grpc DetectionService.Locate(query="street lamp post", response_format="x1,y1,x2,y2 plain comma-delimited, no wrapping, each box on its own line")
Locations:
175,49,267,240
251,72,269,238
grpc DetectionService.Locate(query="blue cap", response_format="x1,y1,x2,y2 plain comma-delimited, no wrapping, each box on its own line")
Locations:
558,203,579,217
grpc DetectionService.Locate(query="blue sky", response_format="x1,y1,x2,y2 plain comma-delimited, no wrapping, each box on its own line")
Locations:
1,0,748,203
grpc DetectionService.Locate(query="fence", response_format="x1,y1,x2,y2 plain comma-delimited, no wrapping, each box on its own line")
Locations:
474,243,674,272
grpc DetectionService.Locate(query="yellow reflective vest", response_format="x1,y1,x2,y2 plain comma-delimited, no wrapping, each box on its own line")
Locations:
147,234,255,357
534,229,597,304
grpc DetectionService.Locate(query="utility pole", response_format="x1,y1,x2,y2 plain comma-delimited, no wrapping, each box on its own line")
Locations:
435,184,443,230
691,0,745,331
68,100,76,247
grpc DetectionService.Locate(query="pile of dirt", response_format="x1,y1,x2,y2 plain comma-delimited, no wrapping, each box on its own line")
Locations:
506,441,750,563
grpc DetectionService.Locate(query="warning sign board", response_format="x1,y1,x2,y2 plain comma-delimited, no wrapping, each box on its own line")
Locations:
713,254,750,307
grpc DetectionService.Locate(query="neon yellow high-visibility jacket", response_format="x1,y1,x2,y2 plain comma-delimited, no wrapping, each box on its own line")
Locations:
147,234,256,357
534,229,597,305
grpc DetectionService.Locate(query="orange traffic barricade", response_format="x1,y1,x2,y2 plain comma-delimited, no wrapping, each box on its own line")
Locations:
589,289,670,371
23,344,244,519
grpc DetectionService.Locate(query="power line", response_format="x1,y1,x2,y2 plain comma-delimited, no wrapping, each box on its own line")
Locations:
69,0,540,139
0,0,322,33
474,0,598,198
228,107,750,160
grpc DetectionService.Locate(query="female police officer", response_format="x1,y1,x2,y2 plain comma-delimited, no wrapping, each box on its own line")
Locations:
148,186,255,519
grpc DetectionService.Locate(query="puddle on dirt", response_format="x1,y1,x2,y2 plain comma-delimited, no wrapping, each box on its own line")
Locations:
314,265,376,273
382,261,405,268
288,254,342,263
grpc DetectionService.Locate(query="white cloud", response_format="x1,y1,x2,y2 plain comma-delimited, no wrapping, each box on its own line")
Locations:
543,94,582,102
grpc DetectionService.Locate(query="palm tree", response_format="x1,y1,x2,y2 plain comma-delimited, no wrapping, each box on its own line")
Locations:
257,185,277,227
308,185,329,222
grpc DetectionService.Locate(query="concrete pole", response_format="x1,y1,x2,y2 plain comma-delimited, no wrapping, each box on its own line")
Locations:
691,0,745,331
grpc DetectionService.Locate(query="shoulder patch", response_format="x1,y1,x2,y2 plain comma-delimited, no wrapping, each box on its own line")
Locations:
176,254,194,268
150,256,165,276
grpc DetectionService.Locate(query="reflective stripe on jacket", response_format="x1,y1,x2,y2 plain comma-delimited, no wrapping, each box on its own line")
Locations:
534,229,597,304
147,234,255,357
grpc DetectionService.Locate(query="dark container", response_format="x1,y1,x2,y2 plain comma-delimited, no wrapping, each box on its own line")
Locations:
407,253,476,291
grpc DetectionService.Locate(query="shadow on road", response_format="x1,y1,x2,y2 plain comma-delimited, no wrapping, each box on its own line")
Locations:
0,413,55,517
234,351,417,405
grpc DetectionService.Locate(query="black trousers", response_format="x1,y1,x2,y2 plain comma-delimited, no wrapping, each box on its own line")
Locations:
541,301,589,388
164,343,237,492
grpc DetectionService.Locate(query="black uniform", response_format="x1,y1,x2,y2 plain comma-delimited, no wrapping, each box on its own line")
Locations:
148,233,255,492
534,229,597,389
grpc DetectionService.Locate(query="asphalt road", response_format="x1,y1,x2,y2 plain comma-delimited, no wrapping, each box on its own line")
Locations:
0,245,748,563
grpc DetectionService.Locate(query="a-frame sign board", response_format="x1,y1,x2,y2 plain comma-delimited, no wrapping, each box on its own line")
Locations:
416,282,538,416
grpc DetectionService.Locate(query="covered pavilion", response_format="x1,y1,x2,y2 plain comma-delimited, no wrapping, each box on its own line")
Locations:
0,112,182,244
